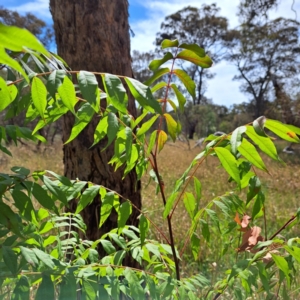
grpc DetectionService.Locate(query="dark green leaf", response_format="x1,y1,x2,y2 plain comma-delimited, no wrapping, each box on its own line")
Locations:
32,249,55,269
100,192,115,228
149,52,173,71
3,246,18,275
65,103,95,144
59,273,77,300
106,112,119,148
100,239,116,254
124,268,145,299
82,280,96,300
78,71,100,112
20,246,38,267
11,276,30,300
103,74,127,113
173,69,195,98
76,185,100,214
42,175,68,204
35,275,55,300
11,190,34,222
191,233,200,260
247,176,261,204
46,70,66,99
125,77,162,114
118,201,132,231
139,215,149,246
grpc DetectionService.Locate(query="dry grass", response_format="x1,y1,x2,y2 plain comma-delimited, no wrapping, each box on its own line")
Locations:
1,138,300,279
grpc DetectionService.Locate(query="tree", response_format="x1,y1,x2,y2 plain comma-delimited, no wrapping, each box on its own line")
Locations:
0,6,54,48
49,0,141,256
155,4,228,106
225,1,300,118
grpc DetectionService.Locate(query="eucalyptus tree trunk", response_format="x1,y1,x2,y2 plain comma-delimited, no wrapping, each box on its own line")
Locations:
49,0,141,256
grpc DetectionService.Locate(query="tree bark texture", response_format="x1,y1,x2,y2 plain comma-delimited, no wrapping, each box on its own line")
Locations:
49,0,141,256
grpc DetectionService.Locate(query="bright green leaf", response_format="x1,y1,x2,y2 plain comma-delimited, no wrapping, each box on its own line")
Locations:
31,77,47,119
231,126,246,155
161,39,179,49
215,147,240,185
176,49,213,68
178,43,206,57
58,76,77,115
173,69,195,98
118,201,132,231
148,52,173,71
144,67,170,86
137,114,159,136
170,83,186,112
76,185,100,214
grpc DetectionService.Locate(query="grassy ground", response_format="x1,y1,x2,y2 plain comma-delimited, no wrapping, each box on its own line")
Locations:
1,138,300,295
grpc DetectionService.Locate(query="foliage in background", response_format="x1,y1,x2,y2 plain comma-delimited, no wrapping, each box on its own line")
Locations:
1,23,300,300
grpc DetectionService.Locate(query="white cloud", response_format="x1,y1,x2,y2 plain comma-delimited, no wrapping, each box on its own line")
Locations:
130,0,300,106
7,0,51,19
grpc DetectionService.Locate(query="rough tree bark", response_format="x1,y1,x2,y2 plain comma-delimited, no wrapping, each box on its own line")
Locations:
49,0,141,257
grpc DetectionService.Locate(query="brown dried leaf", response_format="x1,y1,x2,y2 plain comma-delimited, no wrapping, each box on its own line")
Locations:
241,215,251,229
238,226,264,252
234,212,241,225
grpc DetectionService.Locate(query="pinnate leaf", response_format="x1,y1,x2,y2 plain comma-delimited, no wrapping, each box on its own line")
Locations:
176,49,213,68
148,52,173,71
31,77,47,119
173,69,195,98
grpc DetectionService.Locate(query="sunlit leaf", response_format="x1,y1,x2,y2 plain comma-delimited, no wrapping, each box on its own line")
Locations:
93,116,108,146
178,43,206,57
246,126,279,161
230,126,246,155
0,77,16,112
238,138,267,171
176,49,213,68
164,113,177,142
46,70,66,98
144,67,170,86
147,130,157,155
125,77,162,114
170,83,186,112
157,130,168,152
58,76,77,115
161,39,179,49
137,115,159,136
215,147,240,185
118,201,132,231
148,52,173,71
265,119,300,143
151,81,167,93
173,69,195,98
31,77,47,119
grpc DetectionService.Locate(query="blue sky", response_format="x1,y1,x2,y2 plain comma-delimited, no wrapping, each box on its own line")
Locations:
1,0,299,107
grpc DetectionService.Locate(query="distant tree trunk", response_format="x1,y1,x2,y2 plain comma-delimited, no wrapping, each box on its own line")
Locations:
50,0,141,259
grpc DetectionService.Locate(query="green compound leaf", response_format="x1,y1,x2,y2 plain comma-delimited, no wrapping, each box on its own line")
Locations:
103,74,128,114
99,192,115,228
144,67,170,86
149,52,173,71
161,39,179,49
58,273,77,300
170,83,186,112
265,119,300,143
31,77,47,119
246,126,279,161
271,254,290,286
65,103,95,144
93,115,108,146
151,81,167,93
125,77,162,114
46,70,66,98
215,147,240,185
124,268,145,300
176,49,213,68
238,138,267,171
178,43,206,57
107,112,119,148
78,71,100,112
58,75,77,115
173,69,196,98
164,113,178,142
